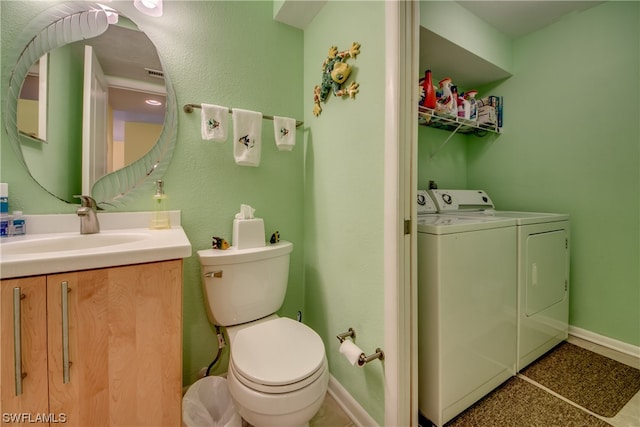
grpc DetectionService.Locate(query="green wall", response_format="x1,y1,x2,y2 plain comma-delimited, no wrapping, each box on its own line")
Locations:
468,1,639,346
303,2,386,424
420,1,640,346
5,1,636,424
2,0,306,384
417,125,468,189
1,1,388,423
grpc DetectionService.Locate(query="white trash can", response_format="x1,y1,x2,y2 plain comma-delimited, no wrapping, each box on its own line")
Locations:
183,376,242,427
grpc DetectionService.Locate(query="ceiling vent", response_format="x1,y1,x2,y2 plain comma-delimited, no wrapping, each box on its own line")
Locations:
145,68,164,79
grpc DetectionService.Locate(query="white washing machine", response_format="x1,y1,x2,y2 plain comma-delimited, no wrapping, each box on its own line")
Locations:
416,191,517,427
427,189,570,371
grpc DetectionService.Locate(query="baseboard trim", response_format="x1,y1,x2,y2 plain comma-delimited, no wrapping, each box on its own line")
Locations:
569,325,640,358
327,375,379,427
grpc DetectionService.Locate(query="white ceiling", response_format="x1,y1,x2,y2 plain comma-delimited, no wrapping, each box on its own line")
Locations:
419,1,606,88
456,1,605,39
86,23,166,119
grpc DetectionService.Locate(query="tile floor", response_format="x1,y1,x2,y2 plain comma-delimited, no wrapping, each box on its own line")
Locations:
309,336,640,427
310,393,357,427
238,392,354,427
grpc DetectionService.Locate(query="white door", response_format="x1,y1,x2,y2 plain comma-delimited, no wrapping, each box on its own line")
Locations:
82,45,109,195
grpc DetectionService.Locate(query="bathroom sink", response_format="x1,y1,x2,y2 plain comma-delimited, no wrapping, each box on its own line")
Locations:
0,211,192,279
2,232,149,255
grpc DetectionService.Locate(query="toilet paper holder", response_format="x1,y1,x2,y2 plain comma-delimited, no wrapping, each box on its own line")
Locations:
336,328,355,343
336,328,385,366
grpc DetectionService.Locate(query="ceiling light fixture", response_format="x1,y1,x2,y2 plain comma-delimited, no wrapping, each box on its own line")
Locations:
145,99,162,106
134,0,163,17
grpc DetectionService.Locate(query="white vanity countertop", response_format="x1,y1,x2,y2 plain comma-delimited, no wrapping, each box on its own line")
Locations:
0,211,192,279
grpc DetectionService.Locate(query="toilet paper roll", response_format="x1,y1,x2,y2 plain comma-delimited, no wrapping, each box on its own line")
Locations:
340,340,364,367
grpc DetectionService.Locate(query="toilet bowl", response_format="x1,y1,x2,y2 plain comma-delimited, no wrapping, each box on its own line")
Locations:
197,241,328,427
226,317,328,427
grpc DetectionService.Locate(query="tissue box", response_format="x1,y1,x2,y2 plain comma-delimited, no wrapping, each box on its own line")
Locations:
232,218,265,249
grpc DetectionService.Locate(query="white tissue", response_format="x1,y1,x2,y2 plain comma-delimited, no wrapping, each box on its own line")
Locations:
235,204,255,220
339,340,364,367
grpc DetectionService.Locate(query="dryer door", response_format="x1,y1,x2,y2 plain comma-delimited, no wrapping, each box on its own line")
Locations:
525,230,568,316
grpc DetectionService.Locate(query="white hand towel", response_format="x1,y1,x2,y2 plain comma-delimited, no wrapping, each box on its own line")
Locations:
232,108,262,167
273,116,296,151
201,103,228,142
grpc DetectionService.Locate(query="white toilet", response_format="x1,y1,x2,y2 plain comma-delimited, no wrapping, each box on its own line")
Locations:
198,241,329,427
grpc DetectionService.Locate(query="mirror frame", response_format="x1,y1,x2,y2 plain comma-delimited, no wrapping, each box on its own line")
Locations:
3,1,177,209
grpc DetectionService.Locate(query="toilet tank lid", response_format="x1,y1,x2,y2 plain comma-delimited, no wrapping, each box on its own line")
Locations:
231,317,325,386
198,240,292,266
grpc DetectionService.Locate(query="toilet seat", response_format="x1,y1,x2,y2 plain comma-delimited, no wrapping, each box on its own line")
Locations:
230,317,326,393
230,357,327,394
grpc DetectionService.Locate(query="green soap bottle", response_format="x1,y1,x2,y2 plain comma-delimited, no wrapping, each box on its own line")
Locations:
150,180,170,229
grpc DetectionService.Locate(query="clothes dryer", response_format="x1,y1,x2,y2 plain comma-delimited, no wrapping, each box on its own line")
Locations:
416,191,517,427
427,189,570,371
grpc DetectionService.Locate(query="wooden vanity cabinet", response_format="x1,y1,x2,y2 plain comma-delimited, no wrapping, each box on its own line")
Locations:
0,276,49,422
1,260,183,426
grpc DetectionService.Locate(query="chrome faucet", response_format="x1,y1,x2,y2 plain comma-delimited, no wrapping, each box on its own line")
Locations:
74,195,100,234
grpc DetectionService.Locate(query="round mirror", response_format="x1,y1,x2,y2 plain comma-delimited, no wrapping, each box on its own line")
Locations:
4,2,177,209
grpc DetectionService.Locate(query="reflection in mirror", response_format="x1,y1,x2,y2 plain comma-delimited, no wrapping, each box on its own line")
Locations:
4,2,177,208
17,16,166,200
77,22,166,193
17,55,48,141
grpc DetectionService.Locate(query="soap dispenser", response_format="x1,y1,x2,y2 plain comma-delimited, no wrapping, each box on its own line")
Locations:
150,180,170,229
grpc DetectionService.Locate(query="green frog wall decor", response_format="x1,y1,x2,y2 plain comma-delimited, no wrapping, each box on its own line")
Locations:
313,42,361,117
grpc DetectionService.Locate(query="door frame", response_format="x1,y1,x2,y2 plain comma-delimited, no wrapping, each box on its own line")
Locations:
82,44,109,195
384,1,419,426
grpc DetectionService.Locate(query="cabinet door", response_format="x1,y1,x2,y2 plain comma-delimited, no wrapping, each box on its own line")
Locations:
1,277,50,426
47,260,182,427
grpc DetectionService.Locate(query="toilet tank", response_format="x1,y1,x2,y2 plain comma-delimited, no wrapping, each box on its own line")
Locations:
197,241,293,326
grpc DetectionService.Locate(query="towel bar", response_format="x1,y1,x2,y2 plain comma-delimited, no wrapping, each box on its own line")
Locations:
183,103,303,128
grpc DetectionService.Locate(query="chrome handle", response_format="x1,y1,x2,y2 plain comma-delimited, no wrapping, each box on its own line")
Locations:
13,288,26,396
204,270,223,278
61,281,70,384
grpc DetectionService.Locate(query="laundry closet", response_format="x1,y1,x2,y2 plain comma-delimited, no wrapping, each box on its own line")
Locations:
414,2,576,426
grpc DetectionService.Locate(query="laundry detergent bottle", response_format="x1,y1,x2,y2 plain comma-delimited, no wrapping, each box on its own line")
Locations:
436,77,456,116
465,90,479,121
